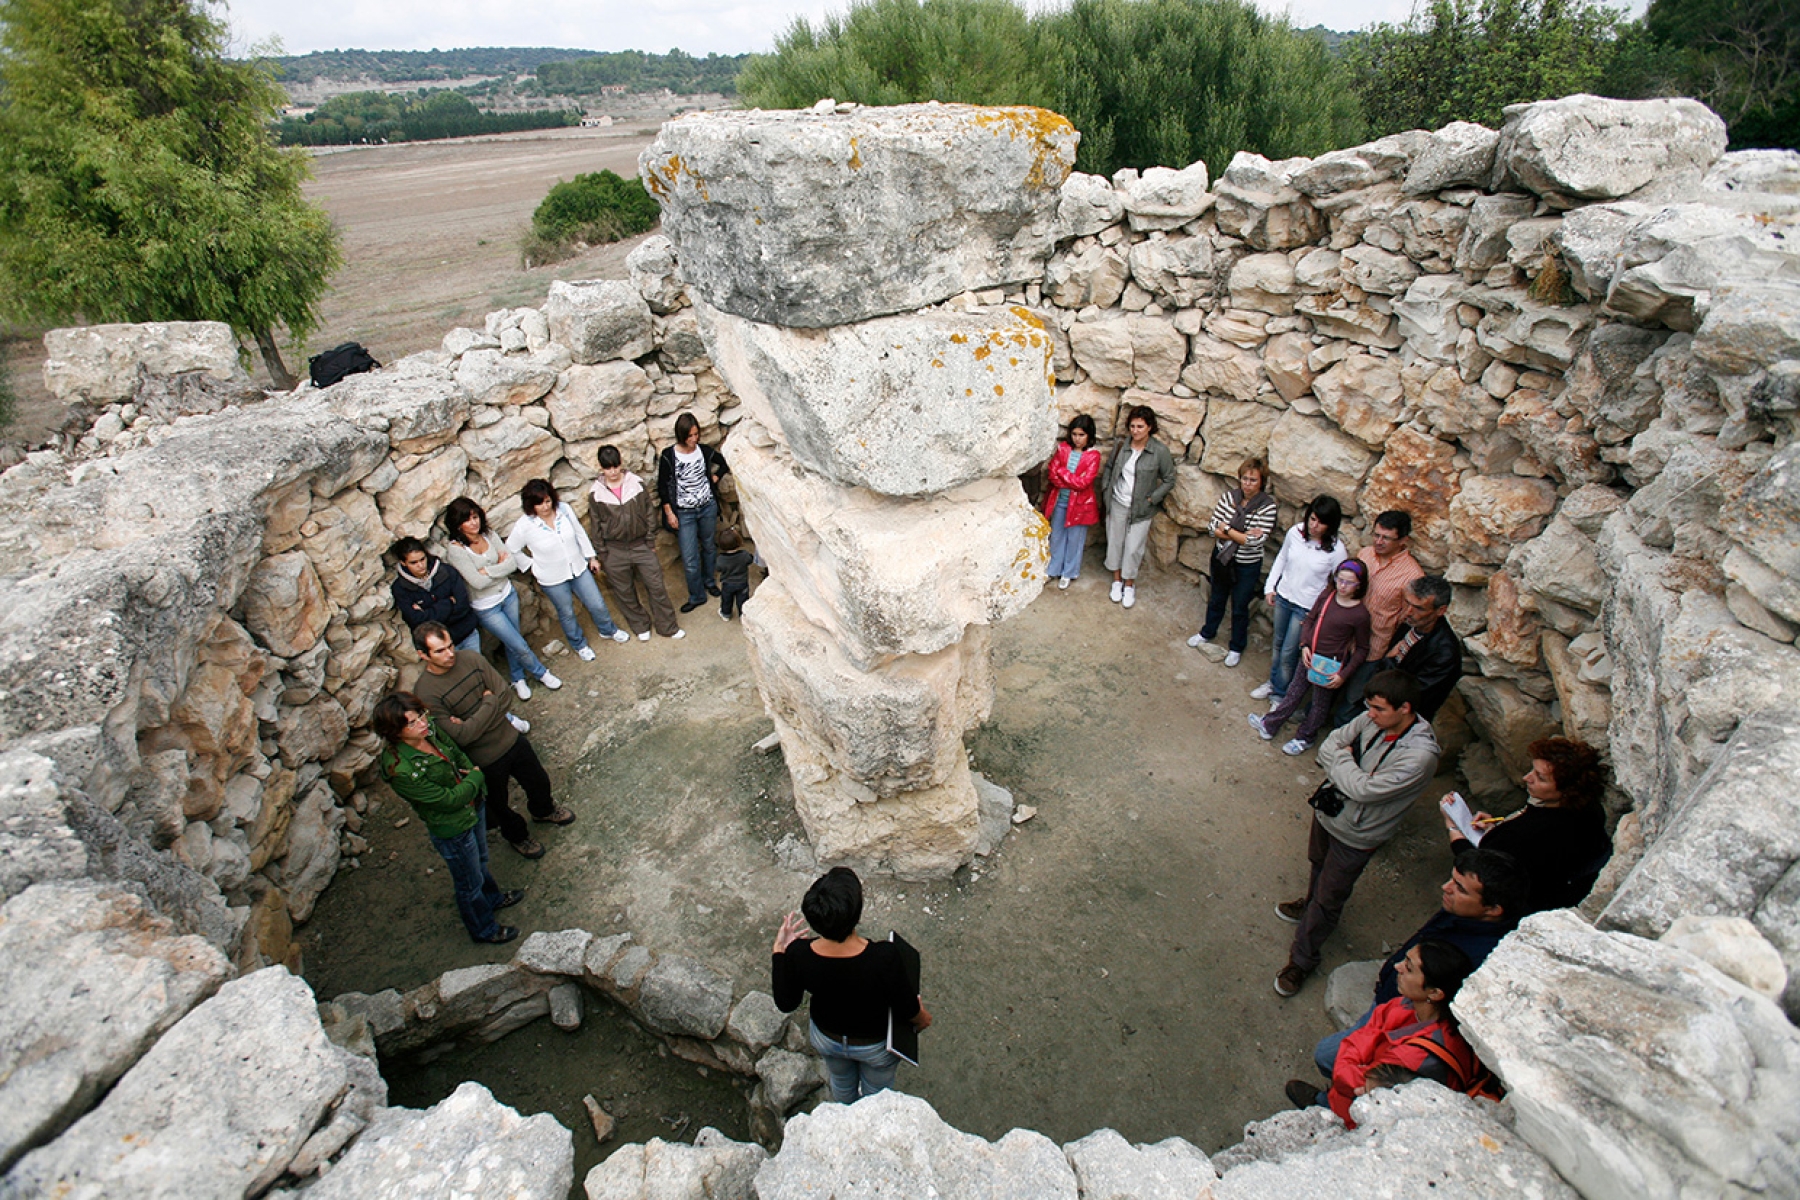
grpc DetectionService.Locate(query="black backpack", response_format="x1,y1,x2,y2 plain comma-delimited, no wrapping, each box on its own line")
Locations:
308,342,379,388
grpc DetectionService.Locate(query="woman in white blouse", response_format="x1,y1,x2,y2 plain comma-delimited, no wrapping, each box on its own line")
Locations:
1255,494,1349,704
504,478,628,662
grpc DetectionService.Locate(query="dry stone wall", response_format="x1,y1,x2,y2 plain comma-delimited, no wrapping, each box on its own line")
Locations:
0,93,1797,1197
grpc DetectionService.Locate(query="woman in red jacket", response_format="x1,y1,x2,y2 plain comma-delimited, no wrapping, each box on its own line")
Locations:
1043,414,1101,590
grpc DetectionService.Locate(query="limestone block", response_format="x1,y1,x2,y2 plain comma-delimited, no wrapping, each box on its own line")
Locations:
643,105,1076,327
1055,380,1122,441
1181,334,1266,403
1514,510,1606,614
1206,309,1269,348
43,321,246,403
1163,462,1227,530
516,928,594,976
1292,250,1340,294
729,427,1043,668
627,234,687,314
1324,959,1381,1030
756,1047,824,1115
1455,194,1537,277
1449,475,1557,564
275,780,345,922
1266,410,1376,514
1129,315,1186,393
323,369,471,455
0,882,229,1172
1069,316,1135,388
636,955,733,1040
1392,274,1464,363
1311,352,1404,448
444,327,500,357
1470,289,1595,373
1402,121,1500,195
1261,332,1314,402
1458,910,1800,1200
1356,426,1459,569
1128,234,1216,308
1045,242,1129,309
1061,1129,1217,1198
1291,132,1428,197
545,360,654,448
1496,391,1611,486
741,580,992,796
1492,94,1730,203
1704,147,1800,198
584,1129,764,1200
1625,437,1763,561
277,694,350,769
1340,245,1419,296
1316,181,1405,250
1198,401,1280,478
308,1080,573,1200
1541,631,1612,752
1293,293,1401,350
1691,280,1800,394
1725,543,1800,629
701,303,1055,497
1482,569,1542,668
1214,152,1324,251
1228,252,1299,315
1058,171,1125,238
1214,1084,1578,1198
1209,1108,1343,1175
545,279,654,365
1559,322,1669,446
726,991,787,1054
756,1089,1076,1199
454,348,558,407
242,551,330,657
1663,914,1788,1000
780,739,982,879
459,416,563,504
1606,213,1795,334
302,490,388,606
8,967,360,1197
376,446,468,537
1457,675,1560,780
1119,161,1212,230
1558,201,1659,300
1389,199,1469,268
164,661,258,774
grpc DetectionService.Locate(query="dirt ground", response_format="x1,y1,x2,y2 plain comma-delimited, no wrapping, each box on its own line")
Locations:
302,556,1461,1160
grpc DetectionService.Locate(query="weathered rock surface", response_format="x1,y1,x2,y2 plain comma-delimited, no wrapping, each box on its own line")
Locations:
636,954,734,1040
545,279,654,365
1492,95,1729,202
585,1128,764,1200
642,105,1077,327
1062,1128,1218,1199
43,321,247,403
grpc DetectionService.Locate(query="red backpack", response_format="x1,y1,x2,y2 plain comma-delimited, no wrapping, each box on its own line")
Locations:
1401,1030,1507,1103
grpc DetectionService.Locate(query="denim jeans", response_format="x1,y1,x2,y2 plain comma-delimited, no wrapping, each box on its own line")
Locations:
1046,492,1090,579
427,804,503,940
540,569,620,650
1314,1005,1374,1076
1330,661,1380,731
1202,556,1262,653
474,587,547,684
676,499,719,605
1268,595,1310,697
453,625,481,653
808,1020,900,1104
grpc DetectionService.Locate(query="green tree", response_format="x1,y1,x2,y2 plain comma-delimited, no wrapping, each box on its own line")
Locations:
1346,0,1640,137
1646,0,1798,149
0,0,341,388
738,0,1055,109
1041,0,1364,175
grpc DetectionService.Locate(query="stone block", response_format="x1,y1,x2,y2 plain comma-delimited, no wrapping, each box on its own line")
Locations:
584,1129,765,1200
1129,234,1216,308
323,368,471,455
516,928,595,977
1069,316,1135,388
545,360,656,445
1213,152,1324,251
1448,475,1557,565
1181,334,1266,404
458,416,563,505
1661,914,1788,1000
1356,426,1459,569
1057,171,1124,238
242,551,330,657
726,991,788,1054
1492,95,1729,203
1046,242,1129,310
636,954,733,1039
1266,410,1376,515
1291,132,1428,197
545,279,654,365
1312,352,1405,449
1119,161,1212,230
1198,401,1280,477
1402,121,1500,195
43,321,247,403
627,234,686,313
1062,1129,1218,1199
454,349,559,407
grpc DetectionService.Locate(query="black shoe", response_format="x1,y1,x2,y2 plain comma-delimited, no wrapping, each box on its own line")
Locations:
496,888,526,909
474,925,519,944
680,599,702,613
1285,1079,1320,1110
706,584,721,596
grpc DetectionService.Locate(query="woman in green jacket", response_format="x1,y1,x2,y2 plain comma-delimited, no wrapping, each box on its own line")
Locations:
374,691,523,944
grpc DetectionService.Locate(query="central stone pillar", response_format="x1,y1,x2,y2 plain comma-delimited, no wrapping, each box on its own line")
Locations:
642,104,1077,876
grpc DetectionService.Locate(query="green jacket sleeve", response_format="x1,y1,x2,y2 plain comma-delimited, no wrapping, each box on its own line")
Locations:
386,729,486,825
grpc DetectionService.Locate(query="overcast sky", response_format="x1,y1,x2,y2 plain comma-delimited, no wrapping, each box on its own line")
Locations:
225,0,1645,60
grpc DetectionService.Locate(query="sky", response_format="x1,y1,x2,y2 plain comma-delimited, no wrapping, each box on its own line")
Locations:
224,0,1647,60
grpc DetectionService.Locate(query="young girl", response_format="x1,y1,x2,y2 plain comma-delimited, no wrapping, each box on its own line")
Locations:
1257,495,1348,703
1043,415,1101,590
1251,559,1371,755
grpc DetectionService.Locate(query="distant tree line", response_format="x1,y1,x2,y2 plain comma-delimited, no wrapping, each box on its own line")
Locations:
274,90,579,146
264,47,600,84
530,49,749,97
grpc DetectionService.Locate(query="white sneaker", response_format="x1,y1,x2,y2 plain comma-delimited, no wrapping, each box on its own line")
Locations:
1109,580,1123,603
1225,651,1242,668
1282,738,1310,756
1057,577,1070,591
637,631,651,642
512,679,531,702
507,713,531,734
1250,682,1273,699
670,629,686,640
1187,632,1209,648
1248,713,1273,741
539,672,562,690
577,646,596,662
610,630,630,644
1121,585,1136,609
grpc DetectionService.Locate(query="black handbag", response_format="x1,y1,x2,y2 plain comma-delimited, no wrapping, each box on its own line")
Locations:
1307,779,1344,817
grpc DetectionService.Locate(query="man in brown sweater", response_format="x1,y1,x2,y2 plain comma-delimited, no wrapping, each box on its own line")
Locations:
410,621,574,859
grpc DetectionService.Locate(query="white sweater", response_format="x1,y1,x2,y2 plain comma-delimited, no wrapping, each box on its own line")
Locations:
504,503,595,586
1265,523,1350,608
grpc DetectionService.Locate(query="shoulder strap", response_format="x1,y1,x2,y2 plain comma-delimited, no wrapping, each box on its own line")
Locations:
1399,1030,1477,1087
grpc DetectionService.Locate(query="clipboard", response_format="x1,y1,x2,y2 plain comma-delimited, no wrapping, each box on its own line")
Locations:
885,930,922,1066
1440,791,1484,845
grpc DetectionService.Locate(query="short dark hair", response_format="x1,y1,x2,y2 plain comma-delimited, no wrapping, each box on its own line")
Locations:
373,691,425,743
1067,413,1097,443
1527,737,1607,810
1454,848,1530,918
717,527,741,553
1415,938,1475,1004
674,412,699,443
412,620,450,654
1364,669,1421,712
520,478,557,512
1125,403,1158,435
597,444,623,469
1304,495,1343,553
1409,574,1452,610
801,867,863,941
442,498,488,545
1374,509,1412,539
390,536,428,563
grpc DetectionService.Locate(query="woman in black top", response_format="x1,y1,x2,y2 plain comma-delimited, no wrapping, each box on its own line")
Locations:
771,867,931,1103
1444,736,1612,914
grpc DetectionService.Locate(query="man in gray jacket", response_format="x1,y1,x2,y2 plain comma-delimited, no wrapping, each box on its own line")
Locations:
1274,670,1441,997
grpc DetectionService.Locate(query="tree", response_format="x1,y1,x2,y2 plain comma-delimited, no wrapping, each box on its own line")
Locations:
0,0,341,388
1345,0,1640,138
1646,0,1799,149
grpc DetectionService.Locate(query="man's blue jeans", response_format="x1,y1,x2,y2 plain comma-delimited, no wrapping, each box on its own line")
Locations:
808,1020,900,1103
475,588,547,684
540,569,620,650
1268,595,1309,697
676,499,719,606
427,804,503,940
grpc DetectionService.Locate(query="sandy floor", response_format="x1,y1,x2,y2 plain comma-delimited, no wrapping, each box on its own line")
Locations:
302,555,1459,1156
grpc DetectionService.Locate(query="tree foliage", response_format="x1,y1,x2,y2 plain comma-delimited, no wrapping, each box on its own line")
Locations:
522,170,659,266
531,49,749,97
1646,0,1798,149
266,46,602,85
274,90,579,146
0,0,340,386
1344,0,1641,137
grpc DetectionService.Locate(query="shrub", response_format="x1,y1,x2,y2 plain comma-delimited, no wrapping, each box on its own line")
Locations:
524,170,659,266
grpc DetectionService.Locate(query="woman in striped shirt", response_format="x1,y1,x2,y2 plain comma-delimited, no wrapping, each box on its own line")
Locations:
1189,458,1279,667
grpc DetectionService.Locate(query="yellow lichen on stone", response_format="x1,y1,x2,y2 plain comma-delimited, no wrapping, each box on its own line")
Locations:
966,106,1077,191
848,137,863,169
972,345,991,361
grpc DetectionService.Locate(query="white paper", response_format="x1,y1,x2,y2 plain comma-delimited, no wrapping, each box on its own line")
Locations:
1440,791,1484,846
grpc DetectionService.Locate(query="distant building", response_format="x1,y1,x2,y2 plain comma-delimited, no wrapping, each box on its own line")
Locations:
580,114,615,128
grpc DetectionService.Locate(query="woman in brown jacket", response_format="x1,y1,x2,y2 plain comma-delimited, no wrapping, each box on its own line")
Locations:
589,444,684,641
